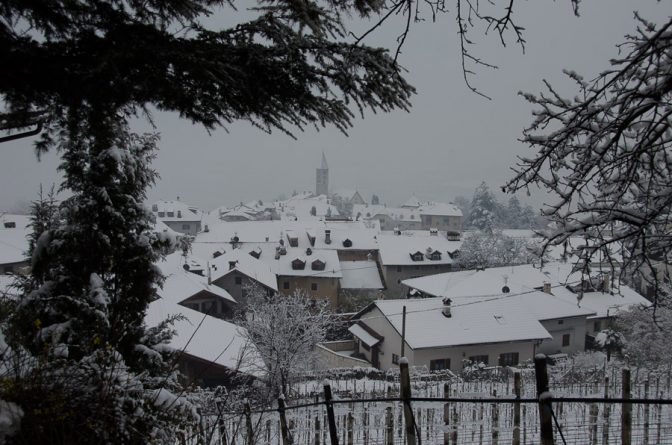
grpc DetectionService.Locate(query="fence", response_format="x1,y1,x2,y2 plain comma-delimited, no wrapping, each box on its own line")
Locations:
188,356,672,445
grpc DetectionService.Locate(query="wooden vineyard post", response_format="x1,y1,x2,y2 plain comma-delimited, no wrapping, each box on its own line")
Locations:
451,405,458,444
315,413,321,445
443,383,450,445
657,390,663,444
278,396,293,445
621,368,632,445
363,407,369,445
244,400,254,445
386,406,394,445
602,376,610,445
644,379,650,445
399,358,417,445
323,384,339,445
492,389,499,445
513,371,521,445
589,404,598,445
215,400,228,445
347,412,354,445
534,354,554,445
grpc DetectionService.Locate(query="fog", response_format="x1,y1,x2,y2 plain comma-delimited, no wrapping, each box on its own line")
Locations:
1,1,667,212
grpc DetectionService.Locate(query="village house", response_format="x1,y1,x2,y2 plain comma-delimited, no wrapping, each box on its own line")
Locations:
377,231,460,298
146,296,261,387
348,296,553,371
151,199,202,235
402,263,650,352
353,198,462,233
208,249,278,307
0,213,30,275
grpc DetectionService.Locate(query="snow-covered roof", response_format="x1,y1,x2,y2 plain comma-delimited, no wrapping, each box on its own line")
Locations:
552,284,650,319
419,202,462,217
377,233,459,266
0,275,20,298
358,297,551,350
273,248,342,278
402,262,645,320
0,214,29,265
151,200,202,222
401,196,422,208
145,298,262,377
155,253,236,303
402,264,551,298
348,323,381,347
209,249,278,291
340,260,384,289
352,204,387,219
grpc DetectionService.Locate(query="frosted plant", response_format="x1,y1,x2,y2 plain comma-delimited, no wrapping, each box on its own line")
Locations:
506,14,672,304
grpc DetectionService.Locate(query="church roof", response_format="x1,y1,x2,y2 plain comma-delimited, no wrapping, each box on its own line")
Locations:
321,152,328,170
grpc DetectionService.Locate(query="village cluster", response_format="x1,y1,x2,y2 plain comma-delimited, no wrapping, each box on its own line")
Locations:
0,155,650,388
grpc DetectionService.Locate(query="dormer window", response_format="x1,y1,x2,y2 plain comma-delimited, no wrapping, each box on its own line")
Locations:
152,204,158,212
177,210,182,218
291,258,306,270
249,247,262,259
342,238,352,248
311,259,326,271
3,222,16,228
430,251,442,261
167,211,175,217
158,212,165,217
286,231,298,247
410,251,424,262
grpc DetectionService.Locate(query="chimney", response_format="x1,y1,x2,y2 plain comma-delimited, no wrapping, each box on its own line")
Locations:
229,261,237,270
207,262,212,285
543,282,552,294
325,229,331,244
442,297,453,318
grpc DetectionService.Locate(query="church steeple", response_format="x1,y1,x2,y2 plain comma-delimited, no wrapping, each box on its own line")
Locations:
316,152,329,196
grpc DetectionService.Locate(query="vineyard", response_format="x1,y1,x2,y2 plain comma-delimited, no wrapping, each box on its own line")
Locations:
188,361,672,444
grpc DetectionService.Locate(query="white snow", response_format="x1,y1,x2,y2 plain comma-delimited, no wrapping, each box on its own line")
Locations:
348,323,381,347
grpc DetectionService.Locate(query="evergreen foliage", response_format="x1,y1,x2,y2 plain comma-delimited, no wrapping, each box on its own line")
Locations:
468,182,498,231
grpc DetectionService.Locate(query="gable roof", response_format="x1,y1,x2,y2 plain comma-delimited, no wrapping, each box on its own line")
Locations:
145,297,262,377
155,252,237,304
357,296,551,350
209,249,278,291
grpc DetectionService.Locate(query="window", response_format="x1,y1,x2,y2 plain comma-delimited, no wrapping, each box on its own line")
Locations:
498,352,519,367
430,358,450,371
235,276,242,285
392,353,399,365
594,321,601,332
562,334,571,347
469,355,489,366
397,266,402,272
167,211,174,217
558,319,564,325
3,222,15,228
182,224,190,230
311,283,318,291
283,281,290,290
158,212,165,217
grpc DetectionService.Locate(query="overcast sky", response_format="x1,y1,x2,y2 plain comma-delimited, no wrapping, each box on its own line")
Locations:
1,1,668,213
